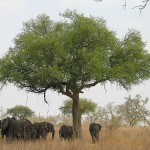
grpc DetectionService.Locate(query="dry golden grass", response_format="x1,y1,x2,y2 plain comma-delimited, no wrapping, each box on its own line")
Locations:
0,126,150,150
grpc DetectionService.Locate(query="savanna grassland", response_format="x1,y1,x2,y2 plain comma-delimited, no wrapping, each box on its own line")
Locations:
0,126,150,150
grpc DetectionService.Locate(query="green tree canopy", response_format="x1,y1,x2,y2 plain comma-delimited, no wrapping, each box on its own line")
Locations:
0,10,150,138
60,98,97,115
7,105,35,119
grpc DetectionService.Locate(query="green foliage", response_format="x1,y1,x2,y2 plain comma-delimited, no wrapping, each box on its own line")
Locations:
7,105,35,119
0,10,149,95
60,98,97,115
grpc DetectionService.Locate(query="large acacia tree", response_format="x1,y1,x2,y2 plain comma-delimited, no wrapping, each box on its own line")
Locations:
0,10,150,138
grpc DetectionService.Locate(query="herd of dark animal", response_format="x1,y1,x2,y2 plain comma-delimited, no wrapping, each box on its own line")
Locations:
0,117,101,143
0,117,55,141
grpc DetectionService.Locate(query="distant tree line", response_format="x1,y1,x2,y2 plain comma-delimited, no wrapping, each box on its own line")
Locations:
1,95,150,130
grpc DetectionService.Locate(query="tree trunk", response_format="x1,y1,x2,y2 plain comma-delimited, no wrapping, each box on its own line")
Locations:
72,94,82,139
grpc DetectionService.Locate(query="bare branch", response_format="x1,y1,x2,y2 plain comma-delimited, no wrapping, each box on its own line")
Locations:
132,0,149,14
95,0,149,13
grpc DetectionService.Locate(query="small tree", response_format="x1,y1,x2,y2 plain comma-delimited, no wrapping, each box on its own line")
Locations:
119,95,150,126
98,103,121,135
7,105,35,119
60,98,97,117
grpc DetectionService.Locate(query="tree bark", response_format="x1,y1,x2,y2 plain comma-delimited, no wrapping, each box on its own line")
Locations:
72,94,82,139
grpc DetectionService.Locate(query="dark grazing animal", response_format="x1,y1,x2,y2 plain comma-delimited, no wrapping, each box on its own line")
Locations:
1,117,33,141
89,123,101,143
32,122,55,140
1,117,55,141
0,120,1,128
59,125,73,141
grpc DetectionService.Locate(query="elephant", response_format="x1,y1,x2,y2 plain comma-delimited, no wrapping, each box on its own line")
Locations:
0,120,1,129
32,122,55,140
59,125,73,141
1,117,33,141
89,123,101,143
0,119,2,137
1,117,14,140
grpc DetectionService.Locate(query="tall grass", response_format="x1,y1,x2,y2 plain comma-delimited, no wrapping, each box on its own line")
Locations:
0,127,150,150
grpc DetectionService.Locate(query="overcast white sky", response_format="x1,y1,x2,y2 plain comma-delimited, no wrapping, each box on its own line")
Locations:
0,0,150,117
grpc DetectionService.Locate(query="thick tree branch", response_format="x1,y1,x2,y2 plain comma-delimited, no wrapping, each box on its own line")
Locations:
78,80,100,92
59,84,74,99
